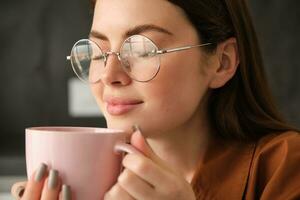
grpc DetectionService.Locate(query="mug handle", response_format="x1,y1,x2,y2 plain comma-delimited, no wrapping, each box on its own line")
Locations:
114,142,144,173
114,141,143,156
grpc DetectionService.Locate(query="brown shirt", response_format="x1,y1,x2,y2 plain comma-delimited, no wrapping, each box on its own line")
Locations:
192,131,300,200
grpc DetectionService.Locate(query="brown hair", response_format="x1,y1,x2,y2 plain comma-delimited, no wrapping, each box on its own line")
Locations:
157,0,299,197
90,0,297,141
89,0,298,197
166,0,298,140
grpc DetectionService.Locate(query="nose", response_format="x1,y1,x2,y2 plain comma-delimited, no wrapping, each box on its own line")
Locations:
100,52,132,86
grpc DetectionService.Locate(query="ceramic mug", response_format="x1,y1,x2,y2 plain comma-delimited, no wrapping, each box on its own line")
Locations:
25,126,139,200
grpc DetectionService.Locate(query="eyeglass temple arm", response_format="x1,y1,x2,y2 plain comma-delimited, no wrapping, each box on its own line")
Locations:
156,43,212,54
66,43,213,60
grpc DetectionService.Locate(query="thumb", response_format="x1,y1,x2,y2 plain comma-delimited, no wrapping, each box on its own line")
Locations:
130,125,177,174
130,125,158,161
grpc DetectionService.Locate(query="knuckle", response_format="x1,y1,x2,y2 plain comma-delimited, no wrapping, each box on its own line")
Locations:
118,169,133,186
106,184,123,198
104,191,112,200
104,190,112,199
134,157,150,174
123,154,151,174
122,154,134,166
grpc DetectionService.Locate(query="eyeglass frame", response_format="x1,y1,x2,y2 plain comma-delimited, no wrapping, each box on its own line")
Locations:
67,34,213,83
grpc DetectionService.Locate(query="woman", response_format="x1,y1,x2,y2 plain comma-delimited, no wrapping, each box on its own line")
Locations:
11,0,300,199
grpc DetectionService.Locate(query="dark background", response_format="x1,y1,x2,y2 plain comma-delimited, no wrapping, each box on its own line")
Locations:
0,0,299,175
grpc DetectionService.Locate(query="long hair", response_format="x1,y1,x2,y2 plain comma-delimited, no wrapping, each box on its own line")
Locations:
89,0,297,141
89,0,298,198
166,0,298,141
163,0,298,197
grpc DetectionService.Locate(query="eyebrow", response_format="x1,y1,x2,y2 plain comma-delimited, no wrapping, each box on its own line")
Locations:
89,24,173,41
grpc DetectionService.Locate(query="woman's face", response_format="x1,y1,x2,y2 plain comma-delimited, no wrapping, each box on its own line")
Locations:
90,0,215,135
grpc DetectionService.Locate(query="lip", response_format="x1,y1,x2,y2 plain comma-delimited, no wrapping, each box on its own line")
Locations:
104,97,143,116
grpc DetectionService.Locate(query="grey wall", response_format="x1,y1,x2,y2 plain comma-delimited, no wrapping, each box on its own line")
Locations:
250,1,300,125
0,0,105,157
0,0,299,174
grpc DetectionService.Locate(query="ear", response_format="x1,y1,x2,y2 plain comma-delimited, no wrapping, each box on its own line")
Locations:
208,37,240,89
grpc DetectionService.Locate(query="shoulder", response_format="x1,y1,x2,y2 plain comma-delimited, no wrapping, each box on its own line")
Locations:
253,131,300,161
253,131,300,178
246,131,300,199
251,130,300,178
256,131,300,151
254,131,300,167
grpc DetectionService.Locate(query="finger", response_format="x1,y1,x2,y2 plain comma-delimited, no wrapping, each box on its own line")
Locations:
122,153,170,186
131,126,178,175
11,181,27,199
104,183,135,200
22,163,48,200
130,125,154,158
40,169,62,200
118,168,154,200
58,185,72,200
130,125,165,166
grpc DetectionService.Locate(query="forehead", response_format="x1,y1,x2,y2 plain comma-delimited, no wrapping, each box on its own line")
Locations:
92,0,191,37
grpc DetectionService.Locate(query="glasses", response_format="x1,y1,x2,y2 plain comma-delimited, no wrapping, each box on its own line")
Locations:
67,34,212,83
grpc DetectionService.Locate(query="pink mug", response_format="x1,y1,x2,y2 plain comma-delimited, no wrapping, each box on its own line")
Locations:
25,126,140,200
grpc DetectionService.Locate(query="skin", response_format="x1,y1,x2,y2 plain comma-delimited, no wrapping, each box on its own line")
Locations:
11,0,239,199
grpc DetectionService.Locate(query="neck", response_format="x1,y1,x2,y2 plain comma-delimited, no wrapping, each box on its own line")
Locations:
146,108,212,183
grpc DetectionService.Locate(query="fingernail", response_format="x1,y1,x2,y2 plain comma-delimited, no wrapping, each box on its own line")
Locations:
48,169,58,189
62,184,71,200
34,163,47,182
16,186,25,198
132,124,141,133
133,124,146,139
132,124,150,147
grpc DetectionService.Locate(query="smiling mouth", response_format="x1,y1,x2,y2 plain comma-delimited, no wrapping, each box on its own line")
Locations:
105,99,144,116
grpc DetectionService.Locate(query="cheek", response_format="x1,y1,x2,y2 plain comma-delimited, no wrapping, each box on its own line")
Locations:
154,51,209,103
141,53,209,132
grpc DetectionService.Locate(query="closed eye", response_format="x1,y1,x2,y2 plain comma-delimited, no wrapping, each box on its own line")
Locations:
92,55,105,60
136,50,157,58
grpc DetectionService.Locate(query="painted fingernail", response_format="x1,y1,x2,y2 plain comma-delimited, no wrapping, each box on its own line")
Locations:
48,169,58,189
132,124,141,132
34,163,47,182
16,186,25,198
62,184,71,200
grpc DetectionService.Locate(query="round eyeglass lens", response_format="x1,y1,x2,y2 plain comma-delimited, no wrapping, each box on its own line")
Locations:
70,39,104,83
120,35,160,82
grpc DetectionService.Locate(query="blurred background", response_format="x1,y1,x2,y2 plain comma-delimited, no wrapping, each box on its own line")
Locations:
0,0,299,198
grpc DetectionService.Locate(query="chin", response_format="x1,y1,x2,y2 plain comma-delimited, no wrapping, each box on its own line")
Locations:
106,119,134,133
106,117,153,136
107,119,164,139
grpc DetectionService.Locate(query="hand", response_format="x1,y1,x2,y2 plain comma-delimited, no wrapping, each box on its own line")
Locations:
105,127,196,200
11,163,71,200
